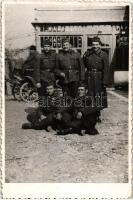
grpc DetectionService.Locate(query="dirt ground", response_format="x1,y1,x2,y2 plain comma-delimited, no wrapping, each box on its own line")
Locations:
5,92,128,183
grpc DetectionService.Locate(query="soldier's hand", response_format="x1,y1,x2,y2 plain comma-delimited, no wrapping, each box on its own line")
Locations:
40,114,46,121
60,72,65,78
56,113,62,120
36,83,41,88
77,112,82,119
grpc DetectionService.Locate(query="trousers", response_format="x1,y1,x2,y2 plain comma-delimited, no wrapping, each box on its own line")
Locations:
27,111,54,130
59,81,79,98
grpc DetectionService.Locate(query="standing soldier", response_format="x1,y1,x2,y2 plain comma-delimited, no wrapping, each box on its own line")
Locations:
22,45,40,77
34,39,56,103
55,39,85,97
83,36,109,121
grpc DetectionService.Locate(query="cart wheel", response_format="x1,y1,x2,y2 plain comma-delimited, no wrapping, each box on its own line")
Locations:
12,83,22,101
20,82,38,103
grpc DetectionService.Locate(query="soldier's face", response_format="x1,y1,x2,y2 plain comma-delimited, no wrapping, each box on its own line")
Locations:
63,42,71,51
43,45,51,52
46,85,54,96
92,42,100,51
78,87,86,97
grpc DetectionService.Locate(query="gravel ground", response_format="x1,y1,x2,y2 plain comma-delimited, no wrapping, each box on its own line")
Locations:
5,93,128,183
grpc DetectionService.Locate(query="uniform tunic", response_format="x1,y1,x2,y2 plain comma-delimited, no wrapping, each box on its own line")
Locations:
55,50,85,83
55,50,85,97
34,51,56,83
22,52,40,77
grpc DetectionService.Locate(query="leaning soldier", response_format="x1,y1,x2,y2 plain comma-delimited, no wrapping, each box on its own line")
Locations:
83,36,109,122
34,39,56,106
22,45,40,77
55,39,85,98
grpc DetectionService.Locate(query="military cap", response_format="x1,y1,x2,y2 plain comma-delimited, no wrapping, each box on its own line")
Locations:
45,81,54,87
77,81,86,88
29,45,36,50
92,36,102,45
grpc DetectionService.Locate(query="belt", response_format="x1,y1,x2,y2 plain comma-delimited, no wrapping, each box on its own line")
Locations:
64,68,78,71
41,69,51,72
88,69,102,73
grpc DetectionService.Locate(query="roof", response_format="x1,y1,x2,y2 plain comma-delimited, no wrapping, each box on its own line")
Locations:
32,6,129,25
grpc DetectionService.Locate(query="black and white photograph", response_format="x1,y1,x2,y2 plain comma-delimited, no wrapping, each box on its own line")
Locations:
2,0,132,198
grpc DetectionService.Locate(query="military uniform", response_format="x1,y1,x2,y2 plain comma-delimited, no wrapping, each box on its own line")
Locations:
34,50,56,98
56,87,101,135
68,94,101,134
83,48,109,109
22,51,40,78
55,50,85,97
24,90,64,130
52,97,73,131
34,51,56,83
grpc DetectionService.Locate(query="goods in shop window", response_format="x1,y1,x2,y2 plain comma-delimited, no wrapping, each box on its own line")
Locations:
53,26,57,32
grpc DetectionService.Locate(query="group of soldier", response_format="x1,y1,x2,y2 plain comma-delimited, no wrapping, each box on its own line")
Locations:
22,36,109,135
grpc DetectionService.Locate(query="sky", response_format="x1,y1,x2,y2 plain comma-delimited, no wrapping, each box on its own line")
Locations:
5,4,36,49
4,2,83,49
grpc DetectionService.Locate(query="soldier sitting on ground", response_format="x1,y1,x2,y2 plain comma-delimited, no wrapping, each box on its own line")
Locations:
22,82,65,131
57,82,101,135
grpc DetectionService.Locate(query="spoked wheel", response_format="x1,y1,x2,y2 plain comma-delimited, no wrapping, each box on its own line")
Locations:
12,83,22,101
20,82,38,103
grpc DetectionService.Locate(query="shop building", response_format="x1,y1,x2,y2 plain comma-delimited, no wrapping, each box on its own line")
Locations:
32,6,129,84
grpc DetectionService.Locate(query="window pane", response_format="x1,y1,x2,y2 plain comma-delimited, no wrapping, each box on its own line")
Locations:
53,36,57,48
87,37,93,46
70,36,73,47
78,36,82,47
74,37,78,48
40,37,44,47
57,37,61,48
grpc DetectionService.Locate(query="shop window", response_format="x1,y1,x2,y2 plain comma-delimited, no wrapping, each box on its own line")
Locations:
114,33,129,70
40,35,83,50
116,34,128,47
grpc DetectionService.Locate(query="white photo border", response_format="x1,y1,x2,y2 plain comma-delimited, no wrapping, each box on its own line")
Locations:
0,0,133,199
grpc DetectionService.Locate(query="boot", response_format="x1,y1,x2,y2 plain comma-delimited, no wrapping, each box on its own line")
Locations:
22,123,33,129
57,128,72,135
79,130,86,136
86,128,99,135
46,126,55,133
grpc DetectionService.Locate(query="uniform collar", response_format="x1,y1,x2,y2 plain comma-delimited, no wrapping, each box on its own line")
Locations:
62,49,73,54
30,51,37,56
42,50,52,55
93,48,102,56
